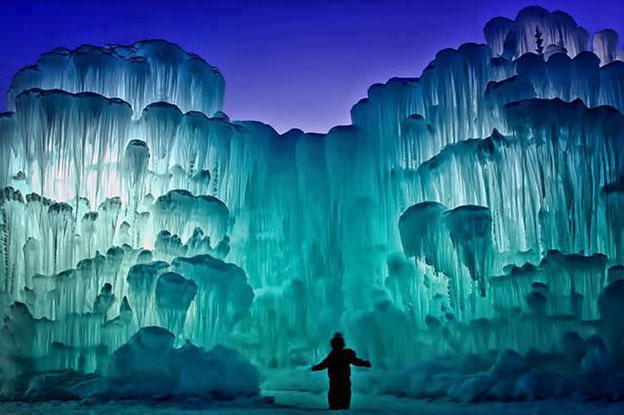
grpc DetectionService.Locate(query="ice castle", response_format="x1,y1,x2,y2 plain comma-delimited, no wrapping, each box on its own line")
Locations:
2,6,624,401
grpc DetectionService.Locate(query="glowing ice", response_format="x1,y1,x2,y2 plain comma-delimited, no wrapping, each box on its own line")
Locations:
1,6,624,402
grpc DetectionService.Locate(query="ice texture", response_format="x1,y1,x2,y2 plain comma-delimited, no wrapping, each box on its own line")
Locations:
484,6,590,59
1,6,624,402
104,326,259,399
594,29,620,65
7,40,224,117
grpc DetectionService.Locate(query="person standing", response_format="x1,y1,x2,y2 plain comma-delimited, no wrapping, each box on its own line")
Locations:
312,332,372,409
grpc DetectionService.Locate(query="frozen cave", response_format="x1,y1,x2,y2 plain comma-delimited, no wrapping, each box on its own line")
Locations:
2,5,624,403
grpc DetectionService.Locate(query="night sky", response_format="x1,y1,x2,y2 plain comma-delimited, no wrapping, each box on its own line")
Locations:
0,0,622,133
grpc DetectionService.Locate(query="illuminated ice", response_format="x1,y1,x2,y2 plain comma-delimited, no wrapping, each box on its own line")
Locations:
1,6,624,402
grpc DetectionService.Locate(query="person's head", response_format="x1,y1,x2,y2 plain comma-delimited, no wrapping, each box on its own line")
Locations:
330,332,345,350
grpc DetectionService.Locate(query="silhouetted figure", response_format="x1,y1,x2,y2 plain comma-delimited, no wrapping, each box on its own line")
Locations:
312,332,371,410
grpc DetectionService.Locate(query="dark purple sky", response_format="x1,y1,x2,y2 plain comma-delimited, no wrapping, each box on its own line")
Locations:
0,0,622,133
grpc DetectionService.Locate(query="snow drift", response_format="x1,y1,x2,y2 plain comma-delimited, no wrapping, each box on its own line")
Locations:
3,326,259,401
104,326,259,399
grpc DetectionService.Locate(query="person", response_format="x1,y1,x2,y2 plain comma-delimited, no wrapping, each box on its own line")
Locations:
311,332,371,410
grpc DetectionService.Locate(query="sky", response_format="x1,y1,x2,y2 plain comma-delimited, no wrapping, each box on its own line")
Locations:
0,0,622,133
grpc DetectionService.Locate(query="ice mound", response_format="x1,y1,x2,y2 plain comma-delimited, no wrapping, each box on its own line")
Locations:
366,334,624,402
104,326,259,399
3,326,259,401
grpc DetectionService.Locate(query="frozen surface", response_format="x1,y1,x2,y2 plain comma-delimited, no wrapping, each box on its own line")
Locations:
2,5,624,404
3,395,624,415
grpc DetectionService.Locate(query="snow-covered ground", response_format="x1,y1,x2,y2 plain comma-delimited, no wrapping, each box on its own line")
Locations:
3,391,624,414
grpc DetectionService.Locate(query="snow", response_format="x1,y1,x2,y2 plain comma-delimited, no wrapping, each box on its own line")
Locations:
3,395,624,415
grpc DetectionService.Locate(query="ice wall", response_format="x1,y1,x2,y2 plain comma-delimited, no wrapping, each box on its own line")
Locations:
484,6,590,59
1,7,624,393
7,40,224,117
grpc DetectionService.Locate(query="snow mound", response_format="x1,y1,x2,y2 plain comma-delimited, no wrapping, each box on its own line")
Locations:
362,335,624,402
1,325,259,402
104,326,260,399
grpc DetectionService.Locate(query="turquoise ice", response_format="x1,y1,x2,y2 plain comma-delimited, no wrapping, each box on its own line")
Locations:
1,5,624,402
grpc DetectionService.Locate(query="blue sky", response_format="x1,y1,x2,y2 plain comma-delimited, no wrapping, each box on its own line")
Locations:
0,0,622,133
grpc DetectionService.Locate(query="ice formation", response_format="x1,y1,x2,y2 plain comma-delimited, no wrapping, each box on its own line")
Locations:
103,327,259,399
1,6,624,402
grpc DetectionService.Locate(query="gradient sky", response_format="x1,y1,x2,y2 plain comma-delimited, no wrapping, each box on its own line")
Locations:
0,0,622,133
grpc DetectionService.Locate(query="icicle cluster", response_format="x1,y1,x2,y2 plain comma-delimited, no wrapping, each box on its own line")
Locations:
1,7,624,386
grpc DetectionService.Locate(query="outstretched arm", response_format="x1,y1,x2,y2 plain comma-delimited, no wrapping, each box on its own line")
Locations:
352,356,372,367
348,351,371,368
312,357,329,371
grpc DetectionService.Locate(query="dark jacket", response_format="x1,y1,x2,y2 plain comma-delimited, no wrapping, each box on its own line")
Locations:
312,348,371,381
